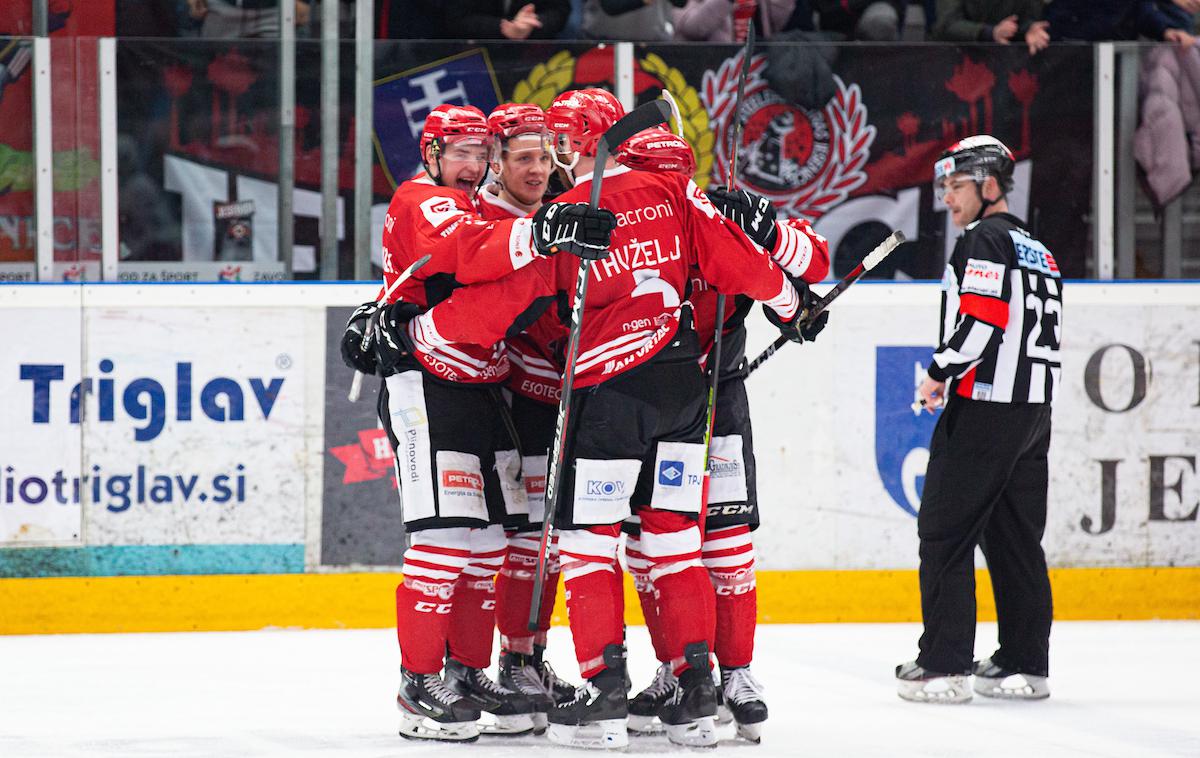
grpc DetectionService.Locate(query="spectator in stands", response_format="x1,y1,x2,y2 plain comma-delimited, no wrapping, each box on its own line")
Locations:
674,0,797,42
932,1,1049,55
443,0,570,39
187,0,311,38
582,0,688,41
1043,0,1196,47
811,0,905,41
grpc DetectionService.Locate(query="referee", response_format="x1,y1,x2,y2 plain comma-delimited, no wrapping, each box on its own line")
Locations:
896,136,1062,704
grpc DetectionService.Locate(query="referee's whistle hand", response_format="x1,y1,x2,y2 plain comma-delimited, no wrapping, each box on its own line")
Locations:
917,375,945,414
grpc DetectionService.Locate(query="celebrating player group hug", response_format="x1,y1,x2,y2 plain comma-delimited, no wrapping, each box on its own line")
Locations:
339,84,831,749
338,69,1060,743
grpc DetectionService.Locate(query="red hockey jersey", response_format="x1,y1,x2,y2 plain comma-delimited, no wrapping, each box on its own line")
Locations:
410,165,800,388
476,186,568,404
377,176,538,383
690,218,831,355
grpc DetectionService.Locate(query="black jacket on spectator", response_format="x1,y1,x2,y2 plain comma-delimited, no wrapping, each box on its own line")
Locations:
1044,0,1192,41
932,0,1043,42
443,0,570,39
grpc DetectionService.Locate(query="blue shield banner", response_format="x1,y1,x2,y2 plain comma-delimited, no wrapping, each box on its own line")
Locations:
374,50,502,188
875,346,940,516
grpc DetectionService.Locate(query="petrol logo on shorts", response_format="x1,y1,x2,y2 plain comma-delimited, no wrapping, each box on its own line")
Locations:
875,346,940,516
441,469,483,492
658,461,684,487
525,475,546,496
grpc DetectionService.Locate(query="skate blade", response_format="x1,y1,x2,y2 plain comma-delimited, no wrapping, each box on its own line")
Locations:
478,712,537,737
627,713,665,735
736,720,763,744
716,704,734,725
398,713,480,742
897,675,972,704
665,716,718,748
533,711,548,735
974,674,1050,700
546,718,629,749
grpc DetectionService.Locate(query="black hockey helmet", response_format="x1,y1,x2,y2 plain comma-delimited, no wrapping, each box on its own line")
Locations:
933,135,1015,202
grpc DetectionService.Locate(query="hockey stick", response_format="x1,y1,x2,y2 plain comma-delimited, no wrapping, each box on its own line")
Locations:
528,99,672,631
347,253,432,402
700,24,755,516
742,230,906,378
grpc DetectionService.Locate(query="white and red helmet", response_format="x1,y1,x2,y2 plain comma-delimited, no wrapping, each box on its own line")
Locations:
615,127,696,178
546,88,624,158
487,103,548,141
420,104,489,155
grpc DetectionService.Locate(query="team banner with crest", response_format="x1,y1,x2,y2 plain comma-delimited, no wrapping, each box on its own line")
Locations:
109,40,1092,282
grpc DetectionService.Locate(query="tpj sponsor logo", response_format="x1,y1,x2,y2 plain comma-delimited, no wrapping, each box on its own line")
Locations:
658,460,684,487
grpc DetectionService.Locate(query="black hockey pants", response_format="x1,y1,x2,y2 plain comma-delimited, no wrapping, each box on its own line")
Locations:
916,396,1053,677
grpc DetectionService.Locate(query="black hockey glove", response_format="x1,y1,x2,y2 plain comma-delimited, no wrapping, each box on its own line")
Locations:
531,201,617,260
763,279,830,344
341,301,379,375
372,301,423,374
707,187,778,251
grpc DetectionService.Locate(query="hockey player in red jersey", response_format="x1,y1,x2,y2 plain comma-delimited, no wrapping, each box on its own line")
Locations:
476,103,578,724
337,103,591,742
614,127,830,743
374,88,814,749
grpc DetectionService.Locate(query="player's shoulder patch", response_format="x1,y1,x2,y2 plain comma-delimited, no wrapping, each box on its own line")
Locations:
418,193,462,229
685,179,719,220
961,257,1005,297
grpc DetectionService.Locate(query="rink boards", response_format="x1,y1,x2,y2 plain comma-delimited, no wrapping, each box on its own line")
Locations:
1,282,1197,633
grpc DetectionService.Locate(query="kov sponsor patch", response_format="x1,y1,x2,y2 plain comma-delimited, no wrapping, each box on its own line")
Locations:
961,258,1005,297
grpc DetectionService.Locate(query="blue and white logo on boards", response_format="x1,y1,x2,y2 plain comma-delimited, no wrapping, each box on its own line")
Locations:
875,346,940,517
658,460,684,487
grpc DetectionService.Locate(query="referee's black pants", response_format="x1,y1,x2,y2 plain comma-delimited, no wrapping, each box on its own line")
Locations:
916,396,1054,677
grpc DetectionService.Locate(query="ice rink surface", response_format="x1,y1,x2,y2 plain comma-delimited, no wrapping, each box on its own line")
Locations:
2,621,1197,757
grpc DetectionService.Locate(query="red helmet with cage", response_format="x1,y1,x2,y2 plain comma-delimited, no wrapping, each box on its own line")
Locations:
487,103,548,141
615,127,696,177
546,88,624,158
420,104,489,155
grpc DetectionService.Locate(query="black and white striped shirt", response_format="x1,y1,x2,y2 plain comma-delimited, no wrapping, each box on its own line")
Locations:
929,213,1062,405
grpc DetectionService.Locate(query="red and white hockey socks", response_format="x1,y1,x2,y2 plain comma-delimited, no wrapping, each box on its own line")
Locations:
558,524,625,679
446,525,506,669
703,524,757,668
639,508,716,674
625,530,669,664
495,531,560,655
396,528,472,674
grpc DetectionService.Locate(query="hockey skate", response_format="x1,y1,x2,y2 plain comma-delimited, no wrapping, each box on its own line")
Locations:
627,661,676,735
658,643,719,748
895,660,972,704
972,657,1050,700
443,657,537,736
499,649,578,732
546,644,629,749
396,667,481,742
714,666,732,725
721,665,768,743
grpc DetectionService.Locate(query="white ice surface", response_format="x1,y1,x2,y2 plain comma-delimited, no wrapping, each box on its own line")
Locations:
2,621,1198,757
